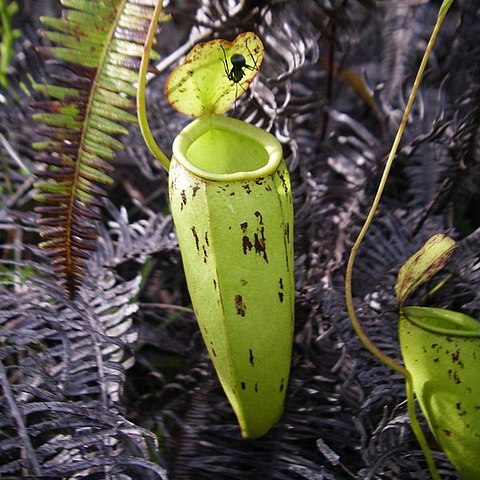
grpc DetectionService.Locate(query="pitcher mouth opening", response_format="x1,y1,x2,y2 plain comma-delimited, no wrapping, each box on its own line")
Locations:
172,113,282,181
403,306,480,337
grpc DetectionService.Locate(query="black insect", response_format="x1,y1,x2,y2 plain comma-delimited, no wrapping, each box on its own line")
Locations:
220,41,259,107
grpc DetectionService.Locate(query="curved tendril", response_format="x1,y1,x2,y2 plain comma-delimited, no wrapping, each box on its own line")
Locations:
345,2,454,479
137,0,170,171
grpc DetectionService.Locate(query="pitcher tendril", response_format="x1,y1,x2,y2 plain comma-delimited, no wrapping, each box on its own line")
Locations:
344,1,454,479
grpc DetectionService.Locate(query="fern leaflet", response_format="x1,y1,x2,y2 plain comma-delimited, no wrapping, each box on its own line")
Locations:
32,0,168,298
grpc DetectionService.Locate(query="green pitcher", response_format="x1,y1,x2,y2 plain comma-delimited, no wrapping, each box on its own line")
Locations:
400,306,480,479
169,113,295,438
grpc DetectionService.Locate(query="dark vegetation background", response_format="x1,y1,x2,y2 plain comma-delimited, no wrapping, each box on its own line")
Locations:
1,0,479,478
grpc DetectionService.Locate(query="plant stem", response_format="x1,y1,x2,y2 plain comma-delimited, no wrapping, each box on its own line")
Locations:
0,0,15,88
344,1,454,478
405,370,440,479
0,360,43,476
137,0,170,171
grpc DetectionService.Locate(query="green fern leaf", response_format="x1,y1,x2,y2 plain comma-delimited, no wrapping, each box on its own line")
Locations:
33,0,169,298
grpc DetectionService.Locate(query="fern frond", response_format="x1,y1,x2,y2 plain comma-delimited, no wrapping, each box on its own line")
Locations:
32,0,168,298
0,203,167,478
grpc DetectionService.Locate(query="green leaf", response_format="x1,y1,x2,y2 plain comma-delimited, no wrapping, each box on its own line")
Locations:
96,87,134,108
86,127,125,151
32,113,82,129
33,0,169,298
102,63,138,82
98,77,137,97
34,180,71,193
111,38,146,58
84,138,115,159
79,163,114,184
89,115,129,135
166,31,264,116
62,0,114,16
32,82,79,101
45,47,101,67
43,31,101,52
91,100,137,123
395,234,457,304
40,16,104,41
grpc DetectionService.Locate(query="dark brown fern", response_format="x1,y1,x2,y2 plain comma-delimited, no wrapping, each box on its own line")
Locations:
32,0,168,298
